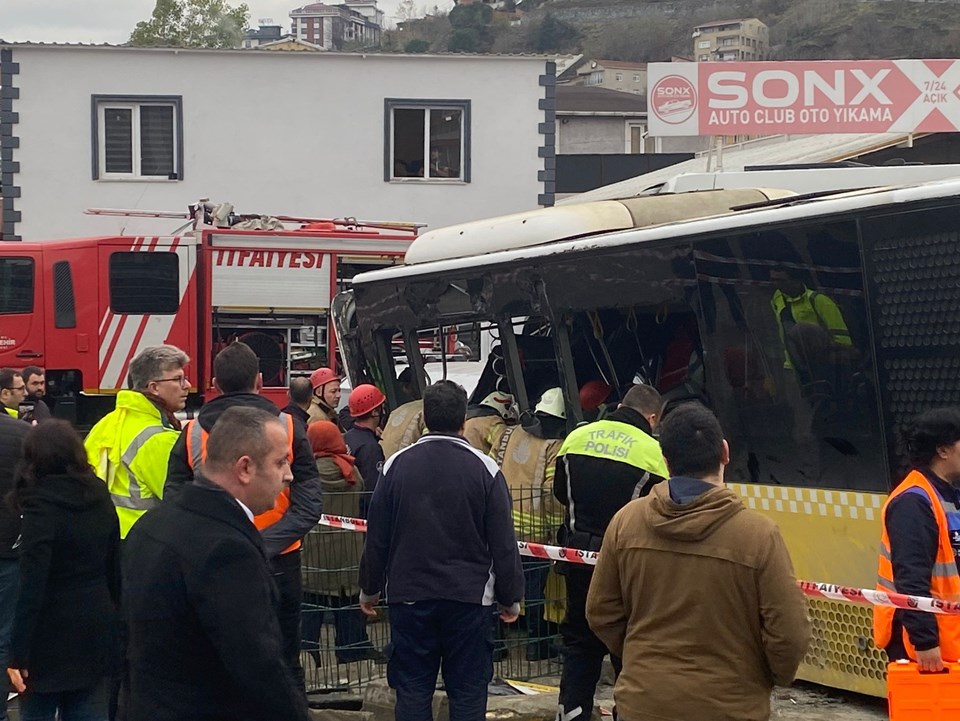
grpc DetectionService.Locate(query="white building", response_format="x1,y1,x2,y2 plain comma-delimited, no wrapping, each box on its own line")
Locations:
0,44,556,241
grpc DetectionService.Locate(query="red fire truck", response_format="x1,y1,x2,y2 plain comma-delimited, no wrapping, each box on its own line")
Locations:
0,202,417,427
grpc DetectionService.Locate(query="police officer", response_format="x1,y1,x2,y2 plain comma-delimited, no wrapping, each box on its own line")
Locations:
308,367,342,427
553,383,668,721
490,387,566,661
344,384,387,517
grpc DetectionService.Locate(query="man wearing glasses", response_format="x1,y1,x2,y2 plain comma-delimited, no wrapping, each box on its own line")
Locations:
0,370,26,419
85,345,190,539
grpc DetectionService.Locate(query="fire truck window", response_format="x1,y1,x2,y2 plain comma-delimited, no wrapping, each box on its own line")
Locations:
109,252,179,314
53,261,77,329
0,258,34,314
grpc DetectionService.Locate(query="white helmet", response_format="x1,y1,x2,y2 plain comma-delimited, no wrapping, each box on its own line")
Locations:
534,387,566,419
480,391,517,421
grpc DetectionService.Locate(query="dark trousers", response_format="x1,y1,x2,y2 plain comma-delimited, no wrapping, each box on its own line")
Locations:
301,592,373,663
388,600,494,721
0,559,19,721
19,682,108,721
522,558,557,653
559,565,621,721
271,550,305,690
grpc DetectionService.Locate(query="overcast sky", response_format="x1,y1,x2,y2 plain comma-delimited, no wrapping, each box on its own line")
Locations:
1,0,426,44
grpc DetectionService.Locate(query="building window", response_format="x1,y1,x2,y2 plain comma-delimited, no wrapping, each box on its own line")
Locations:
109,251,180,314
615,72,623,81
385,99,470,182
698,40,710,48
92,95,183,180
0,257,33,314
634,74,641,82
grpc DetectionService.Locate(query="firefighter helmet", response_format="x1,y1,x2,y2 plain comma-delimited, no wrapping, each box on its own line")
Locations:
479,391,516,421
534,387,566,419
579,379,612,412
349,384,387,417
309,367,340,390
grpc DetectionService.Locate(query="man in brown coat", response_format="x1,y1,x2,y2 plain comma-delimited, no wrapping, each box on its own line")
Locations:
586,402,810,721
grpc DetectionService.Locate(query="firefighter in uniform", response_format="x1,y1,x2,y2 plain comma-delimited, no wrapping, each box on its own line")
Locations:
463,391,516,454
553,384,668,721
344,384,387,517
875,407,960,672
490,387,566,660
85,346,189,538
308,367,342,427
164,342,323,690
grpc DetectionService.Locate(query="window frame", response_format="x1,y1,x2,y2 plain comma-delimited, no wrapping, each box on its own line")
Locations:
91,95,184,181
384,98,471,183
108,251,181,315
0,257,34,315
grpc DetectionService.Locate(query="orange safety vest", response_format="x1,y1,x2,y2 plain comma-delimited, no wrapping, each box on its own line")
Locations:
874,469,960,660
185,412,301,554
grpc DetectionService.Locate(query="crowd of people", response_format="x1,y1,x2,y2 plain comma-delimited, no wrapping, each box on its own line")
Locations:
2,343,957,721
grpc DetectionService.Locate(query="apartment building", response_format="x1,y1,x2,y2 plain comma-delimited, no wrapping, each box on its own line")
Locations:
692,18,768,62
290,0,383,50
576,60,647,94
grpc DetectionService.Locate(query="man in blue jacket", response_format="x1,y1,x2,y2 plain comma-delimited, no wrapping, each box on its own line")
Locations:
359,380,524,721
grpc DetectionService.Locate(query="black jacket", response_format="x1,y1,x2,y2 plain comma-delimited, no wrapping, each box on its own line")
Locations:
359,433,524,608
281,402,310,430
344,425,384,500
10,472,120,692
0,415,29,559
18,395,51,424
164,393,323,558
123,482,309,721
553,407,666,548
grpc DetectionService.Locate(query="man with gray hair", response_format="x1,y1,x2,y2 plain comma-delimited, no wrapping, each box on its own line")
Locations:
282,377,313,429
85,344,191,539
123,406,309,721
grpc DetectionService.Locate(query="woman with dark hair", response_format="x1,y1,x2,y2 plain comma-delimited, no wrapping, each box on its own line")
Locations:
6,420,120,721
875,407,960,673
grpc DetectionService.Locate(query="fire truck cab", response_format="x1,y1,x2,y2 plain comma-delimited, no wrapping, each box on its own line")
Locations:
0,212,414,427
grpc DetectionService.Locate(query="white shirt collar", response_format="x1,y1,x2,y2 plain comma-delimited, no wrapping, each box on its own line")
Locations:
235,498,255,523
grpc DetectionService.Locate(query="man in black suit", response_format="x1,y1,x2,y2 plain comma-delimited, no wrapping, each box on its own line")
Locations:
123,406,309,721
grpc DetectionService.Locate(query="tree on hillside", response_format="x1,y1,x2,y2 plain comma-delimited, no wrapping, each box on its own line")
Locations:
448,2,494,52
530,12,579,53
129,0,250,48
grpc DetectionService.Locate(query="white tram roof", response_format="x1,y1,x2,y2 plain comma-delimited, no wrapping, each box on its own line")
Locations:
403,188,794,266
351,177,960,287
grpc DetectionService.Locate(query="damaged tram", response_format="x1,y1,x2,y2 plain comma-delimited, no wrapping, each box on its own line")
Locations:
334,180,960,696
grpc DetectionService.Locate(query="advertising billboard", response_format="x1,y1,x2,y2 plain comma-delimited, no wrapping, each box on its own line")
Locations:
647,60,960,136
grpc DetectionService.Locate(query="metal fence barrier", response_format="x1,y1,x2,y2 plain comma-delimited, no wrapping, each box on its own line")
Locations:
299,484,566,696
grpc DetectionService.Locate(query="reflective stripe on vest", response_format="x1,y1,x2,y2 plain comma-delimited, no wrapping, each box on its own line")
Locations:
3,407,17,418
874,469,960,661
184,412,300,554
109,425,167,512
557,419,668,479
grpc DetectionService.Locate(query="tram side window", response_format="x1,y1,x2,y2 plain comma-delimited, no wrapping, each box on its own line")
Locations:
691,225,886,492
0,258,34,314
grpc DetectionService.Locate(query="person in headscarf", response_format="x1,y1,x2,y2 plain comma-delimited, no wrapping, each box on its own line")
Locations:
301,422,385,666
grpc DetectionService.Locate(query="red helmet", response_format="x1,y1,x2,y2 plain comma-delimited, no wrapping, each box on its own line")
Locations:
579,379,612,412
349,384,387,417
309,367,340,390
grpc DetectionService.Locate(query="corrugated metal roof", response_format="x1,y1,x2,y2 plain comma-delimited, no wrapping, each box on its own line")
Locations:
559,133,925,204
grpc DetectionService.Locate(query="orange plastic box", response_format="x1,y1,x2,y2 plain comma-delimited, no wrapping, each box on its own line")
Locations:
887,660,960,720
